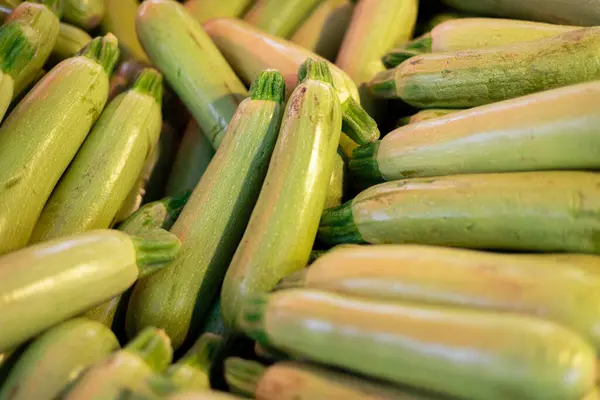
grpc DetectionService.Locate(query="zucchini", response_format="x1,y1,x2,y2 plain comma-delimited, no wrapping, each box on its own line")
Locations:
324,150,346,209
165,119,215,197
102,0,149,62
244,0,325,39
136,0,248,149
203,17,379,145
220,59,342,329
30,68,163,242
49,22,92,64
240,289,596,400
281,244,600,349
225,358,438,399
63,328,173,400
199,299,227,337
126,70,286,350
318,171,600,254
396,108,460,126
383,18,579,68
63,0,104,30
351,81,600,183
184,0,254,24
0,228,181,352
108,60,149,102
0,34,118,254
370,27,600,108
0,318,120,400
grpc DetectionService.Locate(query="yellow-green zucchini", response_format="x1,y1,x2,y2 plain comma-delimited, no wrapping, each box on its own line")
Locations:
241,289,596,400
63,0,104,30
102,0,149,62
49,22,92,64
244,0,324,39
221,59,342,329
324,150,346,209
184,0,254,24
0,34,118,255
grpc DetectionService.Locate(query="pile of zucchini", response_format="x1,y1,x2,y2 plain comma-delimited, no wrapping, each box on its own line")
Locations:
1,0,600,398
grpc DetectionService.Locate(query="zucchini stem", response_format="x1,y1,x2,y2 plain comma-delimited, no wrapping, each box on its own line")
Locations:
318,201,365,245
238,294,270,347
133,68,164,106
224,358,266,398
163,190,191,224
382,34,432,68
169,333,223,375
0,22,36,78
249,69,286,103
132,229,182,278
369,68,397,99
125,328,173,373
348,141,385,182
79,33,119,76
341,97,380,144
298,57,334,85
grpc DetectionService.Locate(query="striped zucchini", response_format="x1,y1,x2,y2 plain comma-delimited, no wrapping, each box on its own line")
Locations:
184,0,254,24
351,81,600,183
0,229,180,352
49,22,92,64
203,17,379,145
31,68,163,242
0,34,118,254
370,27,600,108
137,0,248,149
383,18,579,67
63,0,104,30
126,70,286,350
0,318,120,400
102,0,149,62
281,244,600,349
63,328,173,400
319,171,600,254
241,289,596,400
244,0,324,39
221,59,343,329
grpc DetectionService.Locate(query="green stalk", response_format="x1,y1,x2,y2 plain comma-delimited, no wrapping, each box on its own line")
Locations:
382,34,433,68
224,358,265,398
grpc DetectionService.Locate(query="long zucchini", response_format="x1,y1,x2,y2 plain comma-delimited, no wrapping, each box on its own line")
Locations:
221,59,342,329
0,34,118,254
63,0,104,30
244,0,324,39
203,17,379,145
102,0,149,62
136,0,248,149
0,229,180,352
351,81,600,183
49,22,92,64
370,27,600,108
318,171,600,254
240,289,596,400
184,0,254,24
0,318,120,400
126,70,286,350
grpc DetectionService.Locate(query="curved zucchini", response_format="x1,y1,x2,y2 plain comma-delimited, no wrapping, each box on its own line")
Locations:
240,289,596,400
318,171,600,254
136,0,248,149
0,318,120,400
126,70,286,350
221,59,342,329
0,229,180,352
63,0,104,30
351,81,600,183
184,0,254,24
0,34,118,254
370,27,600,108
244,0,324,39
49,22,92,64
31,68,163,242
102,0,149,62
203,17,378,145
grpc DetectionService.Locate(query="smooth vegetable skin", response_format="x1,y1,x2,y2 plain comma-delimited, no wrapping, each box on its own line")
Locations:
102,0,149,62
0,34,118,255
319,171,600,254
203,18,378,145
0,229,180,352
0,318,120,400
221,60,342,330
396,108,460,126
370,27,600,108
244,0,324,39
50,22,92,63
184,0,254,24
281,244,600,349
351,81,600,183
63,0,104,30
126,70,286,350
137,0,248,149
241,289,596,400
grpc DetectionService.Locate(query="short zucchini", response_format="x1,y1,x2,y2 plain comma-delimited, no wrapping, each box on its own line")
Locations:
63,0,104,30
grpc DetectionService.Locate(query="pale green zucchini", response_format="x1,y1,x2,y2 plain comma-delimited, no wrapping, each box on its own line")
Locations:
324,150,346,209
63,0,104,30
102,0,149,62
241,289,596,400
49,22,92,64
395,108,460,127
244,0,324,39
184,0,254,24
220,59,343,329
126,70,286,350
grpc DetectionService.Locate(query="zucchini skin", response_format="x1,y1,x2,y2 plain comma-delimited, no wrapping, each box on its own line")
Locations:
50,22,92,64
63,0,104,30
0,318,120,400
244,0,324,39
184,0,254,24
241,289,596,400
102,0,149,62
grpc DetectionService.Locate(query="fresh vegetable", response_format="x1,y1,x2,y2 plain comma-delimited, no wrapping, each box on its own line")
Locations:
318,171,600,254
370,27,600,108
108,59,149,101
0,318,120,400
0,34,118,255
383,18,579,67
49,22,92,64
221,59,342,329
351,81,600,182
324,150,346,209
244,0,325,39
203,17,378,145
290,0,355,61
184,0,254,24
136,0,248,149
0,228,181,352
240,289,596,400
102,0,149,62
63,0,104,30
126,70,286,350
396,108,460,126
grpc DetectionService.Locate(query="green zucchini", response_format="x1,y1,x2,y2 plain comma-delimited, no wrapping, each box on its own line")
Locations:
0,318,120,400
102,0,149,63
126,70,286,350
221,59,343,329
30,68,163,243
241,289,596,400
63,0,104,30
136,0,248,149
244,0,324,39
184,0,254,24
370,27,600,108
0,228,180,352
49,22,92,64
199,298,227,337
318,171,600,254
0,34,118,255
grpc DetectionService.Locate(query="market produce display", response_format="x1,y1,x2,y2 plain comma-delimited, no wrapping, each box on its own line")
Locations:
2,0,600,399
